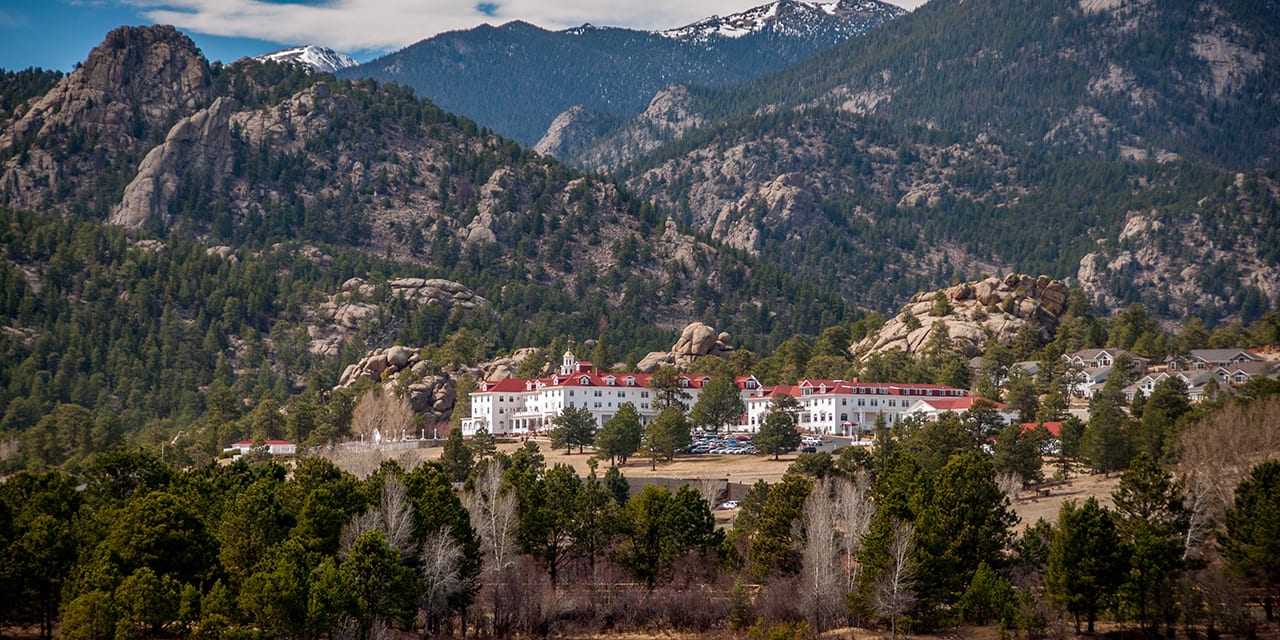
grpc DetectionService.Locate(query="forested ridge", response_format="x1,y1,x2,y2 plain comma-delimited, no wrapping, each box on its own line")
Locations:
340,1,904,145
677,0,1280,168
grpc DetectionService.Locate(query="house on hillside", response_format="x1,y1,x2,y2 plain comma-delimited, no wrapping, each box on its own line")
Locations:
1125,358,1274,403
1123,371,1215,403
1166,349,1263,371
1063,348,1149,371
1061,348,1149,398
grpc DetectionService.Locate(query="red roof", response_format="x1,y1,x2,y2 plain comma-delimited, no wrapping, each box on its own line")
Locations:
233,440,295,446
913,397,1001,412
764,380,969,398
1020,421,1063,438
477,372,710,393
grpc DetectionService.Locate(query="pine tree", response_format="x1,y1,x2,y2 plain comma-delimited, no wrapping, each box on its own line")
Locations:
754,409,801,461
440,426,474,483
1045,498,1125,634
689,376,745,435
1218,460,1280,621
594,402,642,465
1112,453,1188,631
551,406,596,455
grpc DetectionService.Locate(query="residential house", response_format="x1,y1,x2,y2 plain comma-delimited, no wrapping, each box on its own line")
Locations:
1166,349,1264,371
1061,348,1149,398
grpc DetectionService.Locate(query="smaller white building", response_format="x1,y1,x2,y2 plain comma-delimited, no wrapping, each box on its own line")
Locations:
224,439,297,456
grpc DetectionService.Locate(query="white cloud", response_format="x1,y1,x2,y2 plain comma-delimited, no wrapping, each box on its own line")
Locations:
126,0,925,53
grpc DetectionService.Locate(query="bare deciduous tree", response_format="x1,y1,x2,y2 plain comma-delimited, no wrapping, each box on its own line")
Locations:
835,471,874,596
419,529,465,637
695,476,725,508
1177,395,1280,520
350,386,415,444
997,472,1023,504
339,474,416,560
464,461,520,633
800,478,842,632
1178,469,1217,561
874,520,916,640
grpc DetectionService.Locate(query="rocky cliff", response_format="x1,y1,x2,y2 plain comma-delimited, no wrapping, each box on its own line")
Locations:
851,274,1072,360
544,85,707,171
0,26,212,214
1076,175,1280,321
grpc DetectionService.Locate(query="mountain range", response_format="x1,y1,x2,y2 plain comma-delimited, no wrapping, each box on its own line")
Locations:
1,0,1278,349
543,0,1280,324
0,25,849,358
339,0,904,145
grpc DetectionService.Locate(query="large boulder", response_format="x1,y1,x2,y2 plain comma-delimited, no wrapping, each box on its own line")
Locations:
674,322,719,356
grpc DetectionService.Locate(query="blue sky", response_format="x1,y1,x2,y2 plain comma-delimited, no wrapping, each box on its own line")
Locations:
0,0,926,72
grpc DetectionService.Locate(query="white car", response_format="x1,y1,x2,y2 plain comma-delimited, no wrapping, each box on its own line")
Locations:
718,500,740,510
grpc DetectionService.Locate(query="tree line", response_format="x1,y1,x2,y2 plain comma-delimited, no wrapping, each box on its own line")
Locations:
4,381,1280,639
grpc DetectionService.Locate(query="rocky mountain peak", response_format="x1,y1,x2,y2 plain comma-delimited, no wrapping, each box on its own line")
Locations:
661,0,904,43
2,25,210,151
0,25,212,213
255,45,358,73
532,106,620,160
852,274,1073,360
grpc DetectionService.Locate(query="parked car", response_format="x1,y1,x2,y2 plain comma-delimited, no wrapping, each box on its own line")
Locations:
718,500,740,510
801,445,817,454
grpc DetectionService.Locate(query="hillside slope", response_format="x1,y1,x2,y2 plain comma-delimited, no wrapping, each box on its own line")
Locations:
696,0,1280,169
0,26,853,363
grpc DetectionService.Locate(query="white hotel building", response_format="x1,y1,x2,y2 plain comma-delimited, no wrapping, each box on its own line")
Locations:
460,351,763,436
461,352,1004,437
742,379,1001,436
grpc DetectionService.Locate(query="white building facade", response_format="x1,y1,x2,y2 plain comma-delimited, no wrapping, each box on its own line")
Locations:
461,351,762,436
742,379,981,436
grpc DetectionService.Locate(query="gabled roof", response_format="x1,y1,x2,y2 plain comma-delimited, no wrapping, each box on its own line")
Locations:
1218,361,1273,376
1189,348,1261,363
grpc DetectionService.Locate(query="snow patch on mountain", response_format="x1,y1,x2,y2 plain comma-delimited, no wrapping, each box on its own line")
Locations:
661,0,904,42
256,45,358,73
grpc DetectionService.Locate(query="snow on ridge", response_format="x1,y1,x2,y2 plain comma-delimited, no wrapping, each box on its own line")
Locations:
256,45,358,73
659,0,895,42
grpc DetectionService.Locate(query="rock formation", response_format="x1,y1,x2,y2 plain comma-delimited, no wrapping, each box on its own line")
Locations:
636,321,735,372
112,97,237,228
0,26,213,213
851,274,1072,360
335,345,548,425
308,277,490,358
532,105,621,161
